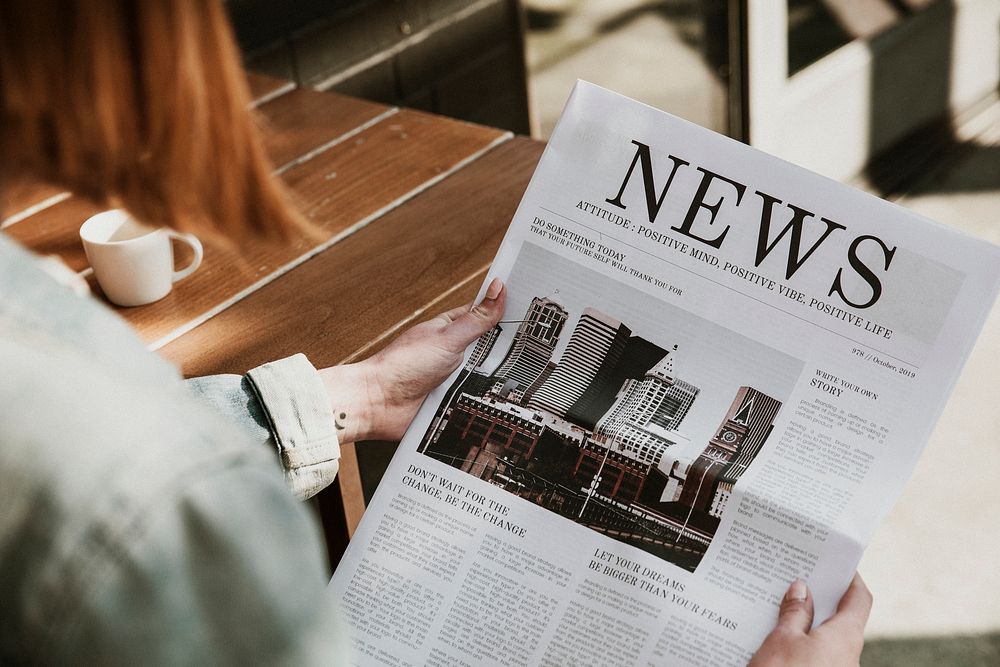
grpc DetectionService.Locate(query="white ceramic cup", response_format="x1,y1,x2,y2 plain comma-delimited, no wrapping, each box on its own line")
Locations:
79,209,203,307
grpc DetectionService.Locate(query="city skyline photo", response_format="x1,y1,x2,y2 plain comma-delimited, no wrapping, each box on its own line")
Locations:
419,242,803,571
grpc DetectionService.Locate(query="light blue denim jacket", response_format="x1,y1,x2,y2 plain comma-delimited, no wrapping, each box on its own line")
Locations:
0,235,347,664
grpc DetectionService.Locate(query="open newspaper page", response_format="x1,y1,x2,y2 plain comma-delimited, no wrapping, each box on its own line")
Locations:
328,81,1000,666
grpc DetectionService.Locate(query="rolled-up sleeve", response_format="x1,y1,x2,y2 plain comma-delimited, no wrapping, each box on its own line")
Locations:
185,354,340,500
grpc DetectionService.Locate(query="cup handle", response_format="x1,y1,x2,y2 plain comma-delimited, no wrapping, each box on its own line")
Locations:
167,231,204,282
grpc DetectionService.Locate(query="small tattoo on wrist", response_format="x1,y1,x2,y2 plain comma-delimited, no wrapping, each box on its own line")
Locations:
335,411,347,431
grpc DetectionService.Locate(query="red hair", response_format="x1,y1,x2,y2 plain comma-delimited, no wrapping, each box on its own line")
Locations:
0,0,301,239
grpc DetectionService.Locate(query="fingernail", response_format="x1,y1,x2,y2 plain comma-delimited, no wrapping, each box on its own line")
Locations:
787,579,808,602
484,278,502,301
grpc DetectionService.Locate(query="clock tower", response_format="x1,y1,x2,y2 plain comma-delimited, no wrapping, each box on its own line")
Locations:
677,387,781,513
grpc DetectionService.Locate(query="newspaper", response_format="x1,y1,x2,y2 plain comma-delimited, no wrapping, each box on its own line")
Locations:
328,81,1000,666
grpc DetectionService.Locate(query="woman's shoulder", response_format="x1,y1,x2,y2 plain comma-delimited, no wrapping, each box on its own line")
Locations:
0,238,263,506
0,328,267,498
0,329,284,568
0,334,328,660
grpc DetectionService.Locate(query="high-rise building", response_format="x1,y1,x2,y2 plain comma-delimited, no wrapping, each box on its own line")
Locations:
527,308,630,418
718,388,782,485
491,297,567,388
521,361,556,405
465,324,502,370
650,378,700,430
565,336,666,429
592,347,700,465
678,386,782,514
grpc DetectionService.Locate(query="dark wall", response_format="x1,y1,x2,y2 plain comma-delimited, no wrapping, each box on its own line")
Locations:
228,0,532,134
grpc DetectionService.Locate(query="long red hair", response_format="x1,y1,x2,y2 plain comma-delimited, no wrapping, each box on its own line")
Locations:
0,0,300,239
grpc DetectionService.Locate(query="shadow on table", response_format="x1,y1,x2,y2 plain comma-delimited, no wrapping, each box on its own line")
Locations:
356,440,400,505
862,632,1000,667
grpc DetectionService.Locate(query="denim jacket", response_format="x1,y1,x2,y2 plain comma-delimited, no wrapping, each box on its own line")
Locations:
0,235,347,664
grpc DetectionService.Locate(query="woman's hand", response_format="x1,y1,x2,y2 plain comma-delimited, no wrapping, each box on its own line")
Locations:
750,574,872,667
320,278,506,443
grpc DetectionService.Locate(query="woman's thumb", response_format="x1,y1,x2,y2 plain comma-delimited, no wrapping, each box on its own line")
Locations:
444,278,505,348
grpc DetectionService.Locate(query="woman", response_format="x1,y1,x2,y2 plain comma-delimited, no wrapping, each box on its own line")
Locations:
0,1,870,663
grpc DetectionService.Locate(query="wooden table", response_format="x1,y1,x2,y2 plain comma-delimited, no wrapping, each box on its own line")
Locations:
1,72,544,567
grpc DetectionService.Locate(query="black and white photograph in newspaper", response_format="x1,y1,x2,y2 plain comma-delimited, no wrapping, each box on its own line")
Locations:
420,241,804,572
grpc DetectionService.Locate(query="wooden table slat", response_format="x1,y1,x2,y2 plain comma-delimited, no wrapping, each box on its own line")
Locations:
336,443,367,539
3,197,104,269
1,181,69,227
256,87,390,171
246,71,293,105
160,137,541,375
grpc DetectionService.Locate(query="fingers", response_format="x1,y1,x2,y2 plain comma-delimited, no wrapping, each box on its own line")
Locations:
436,279,504,324
823,573,873,634
436,303,473,324
480,277,503,303
440,278,505,349
838,574,873,619
775,579,815,635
